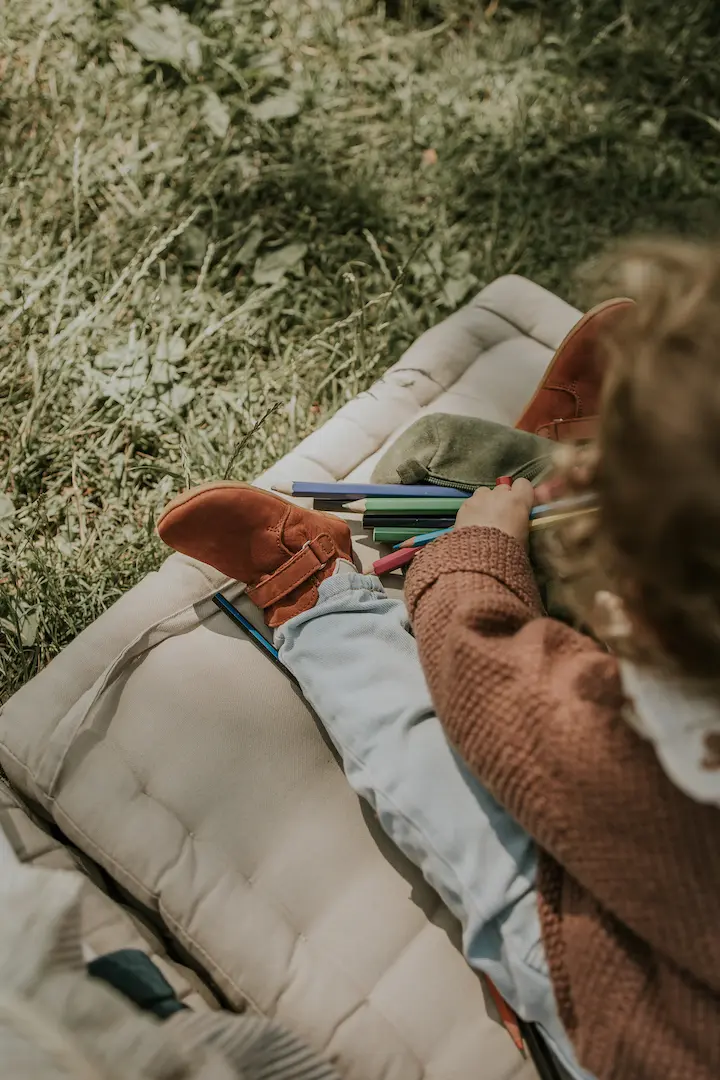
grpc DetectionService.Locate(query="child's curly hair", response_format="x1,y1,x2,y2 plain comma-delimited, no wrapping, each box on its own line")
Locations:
550,238,720,686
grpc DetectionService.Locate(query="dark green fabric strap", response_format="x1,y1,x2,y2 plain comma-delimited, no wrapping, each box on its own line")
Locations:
88,949,187,1020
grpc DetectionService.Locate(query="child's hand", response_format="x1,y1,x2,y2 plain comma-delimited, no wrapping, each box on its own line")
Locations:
455,479,535,545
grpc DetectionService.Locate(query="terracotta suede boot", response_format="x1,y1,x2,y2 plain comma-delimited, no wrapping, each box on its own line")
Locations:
157,481,354,627
516,297,635,441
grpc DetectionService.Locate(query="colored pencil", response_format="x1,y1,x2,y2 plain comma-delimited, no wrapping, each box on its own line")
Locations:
484,976,525,1055
212,594,280,661
312,499,356,512
272,480,472,500
393,503,598,559
517,1019,559,1079
368,508,594,533
394,528,449,549
349,491,597,519
372,547,417,574
363,514,457,529
531,492,596,517
373,528,428,544
345,497,467,514
530,505,598,529
394,496,598,548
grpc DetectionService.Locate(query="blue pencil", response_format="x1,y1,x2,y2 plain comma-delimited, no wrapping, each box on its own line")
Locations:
212,593,280,661
393,528,449,550
271,480,472,500
530,493,596,517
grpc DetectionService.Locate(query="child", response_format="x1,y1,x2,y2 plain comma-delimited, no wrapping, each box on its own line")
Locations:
158,239,720,1080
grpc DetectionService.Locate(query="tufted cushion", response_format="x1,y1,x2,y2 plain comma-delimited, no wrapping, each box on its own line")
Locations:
0,275,580,1080
0,776,219,1013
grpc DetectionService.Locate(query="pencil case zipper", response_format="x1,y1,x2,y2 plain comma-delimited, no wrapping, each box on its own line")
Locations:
420,455,550,492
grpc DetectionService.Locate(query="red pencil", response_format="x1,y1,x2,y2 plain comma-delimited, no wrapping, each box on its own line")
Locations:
372,547,417,574
484,976,525,1055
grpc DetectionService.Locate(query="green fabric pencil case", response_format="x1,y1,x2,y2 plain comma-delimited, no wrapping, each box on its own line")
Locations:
372,413,553,490
372,413,570,620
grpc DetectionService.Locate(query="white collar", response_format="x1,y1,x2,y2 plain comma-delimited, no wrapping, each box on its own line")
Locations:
620,659,720,806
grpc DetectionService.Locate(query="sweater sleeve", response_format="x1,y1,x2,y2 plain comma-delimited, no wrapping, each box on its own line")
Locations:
404,526,626,871
406,526,720,1004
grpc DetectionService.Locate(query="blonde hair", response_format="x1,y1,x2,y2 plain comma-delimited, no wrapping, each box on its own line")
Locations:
550,238,720,685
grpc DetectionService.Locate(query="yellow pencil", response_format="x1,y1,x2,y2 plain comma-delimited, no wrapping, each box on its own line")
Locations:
529,506,598,530
396,505,598,549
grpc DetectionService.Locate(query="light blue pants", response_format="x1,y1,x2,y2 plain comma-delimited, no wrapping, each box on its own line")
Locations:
275,569,592,1080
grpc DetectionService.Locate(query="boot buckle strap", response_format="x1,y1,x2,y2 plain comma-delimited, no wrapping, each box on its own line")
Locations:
537,415,598,442
247,534,335,610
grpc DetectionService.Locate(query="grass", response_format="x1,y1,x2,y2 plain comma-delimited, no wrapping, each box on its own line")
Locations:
1,0,718,699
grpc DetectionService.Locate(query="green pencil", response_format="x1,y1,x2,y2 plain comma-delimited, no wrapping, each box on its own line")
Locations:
373,527,426,544
347,496,466,514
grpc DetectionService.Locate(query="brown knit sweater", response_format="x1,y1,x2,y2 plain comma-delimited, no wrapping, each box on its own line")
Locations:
405,526,720,1080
